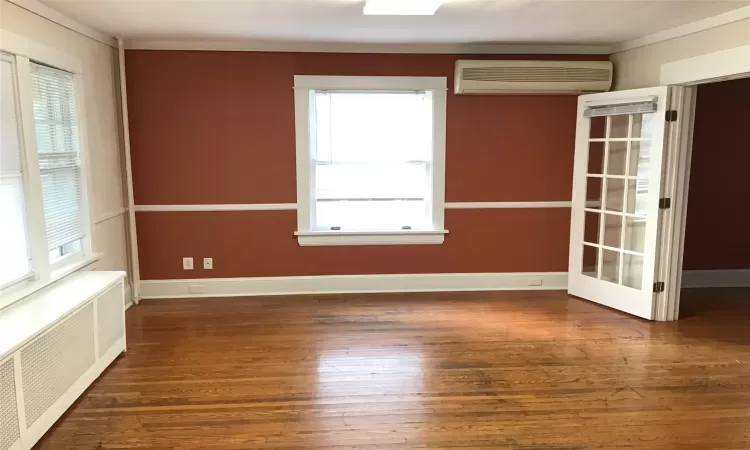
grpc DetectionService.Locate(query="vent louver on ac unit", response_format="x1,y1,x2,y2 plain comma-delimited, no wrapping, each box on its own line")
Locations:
455,60,613,95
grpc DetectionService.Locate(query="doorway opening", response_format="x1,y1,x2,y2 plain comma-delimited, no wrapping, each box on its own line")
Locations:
678,77,750,318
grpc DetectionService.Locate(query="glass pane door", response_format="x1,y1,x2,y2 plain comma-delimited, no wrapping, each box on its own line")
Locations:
581,112,654,290
568,86,672,320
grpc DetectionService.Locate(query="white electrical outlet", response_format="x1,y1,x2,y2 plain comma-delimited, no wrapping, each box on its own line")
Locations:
182,257,194,270
203,258,213,270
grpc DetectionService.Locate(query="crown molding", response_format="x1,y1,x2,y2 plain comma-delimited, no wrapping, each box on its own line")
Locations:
7,0,116,47
614,5,750,53
125,39,613,55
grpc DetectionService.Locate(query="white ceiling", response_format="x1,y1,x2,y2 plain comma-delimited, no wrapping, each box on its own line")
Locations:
40,0,750,46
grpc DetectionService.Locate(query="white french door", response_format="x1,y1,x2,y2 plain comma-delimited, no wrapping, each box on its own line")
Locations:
568,86,674,320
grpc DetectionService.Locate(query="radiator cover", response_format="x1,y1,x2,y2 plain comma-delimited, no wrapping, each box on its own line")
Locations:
0,272,126,450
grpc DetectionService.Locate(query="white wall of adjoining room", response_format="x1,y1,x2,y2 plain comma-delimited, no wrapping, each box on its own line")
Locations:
611,17,750,89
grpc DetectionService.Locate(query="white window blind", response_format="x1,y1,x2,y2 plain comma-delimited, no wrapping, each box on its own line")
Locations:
30,63,85,257
311,91,433,231
1,56,32,287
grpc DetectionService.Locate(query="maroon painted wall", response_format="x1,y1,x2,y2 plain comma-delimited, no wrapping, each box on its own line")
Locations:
683,77,750,270
126,51,607,280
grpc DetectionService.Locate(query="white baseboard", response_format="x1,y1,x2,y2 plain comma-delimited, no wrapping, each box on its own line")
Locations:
681,269,750,288
139,272,568,299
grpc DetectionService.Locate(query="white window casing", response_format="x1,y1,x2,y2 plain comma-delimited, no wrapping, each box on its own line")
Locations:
293,75,448,246
0,35,96,310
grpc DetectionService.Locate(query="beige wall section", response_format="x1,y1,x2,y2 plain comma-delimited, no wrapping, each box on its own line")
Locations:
94,215,130,300
1,1,131,301
611,18,750,89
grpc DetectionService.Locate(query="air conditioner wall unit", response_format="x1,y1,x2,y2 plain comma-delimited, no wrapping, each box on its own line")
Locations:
454,60,613,95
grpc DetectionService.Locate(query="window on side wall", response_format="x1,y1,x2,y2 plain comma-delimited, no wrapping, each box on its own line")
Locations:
293,76,447,246
31,63,87,266
0,51,92,308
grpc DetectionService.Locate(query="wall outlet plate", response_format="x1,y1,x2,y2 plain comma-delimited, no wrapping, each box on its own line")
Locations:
182,257,194,270
203,258,213,270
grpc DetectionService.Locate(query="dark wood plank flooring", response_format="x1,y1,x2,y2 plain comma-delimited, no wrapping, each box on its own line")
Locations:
35,289,750,449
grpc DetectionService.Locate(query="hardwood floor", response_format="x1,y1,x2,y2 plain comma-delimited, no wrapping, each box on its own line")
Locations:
35,289,750,449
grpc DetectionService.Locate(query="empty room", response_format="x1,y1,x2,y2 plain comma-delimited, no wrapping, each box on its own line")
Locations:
1,0,750,448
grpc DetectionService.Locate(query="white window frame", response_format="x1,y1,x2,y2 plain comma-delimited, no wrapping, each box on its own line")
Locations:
0,31,97,310
293,75,448,246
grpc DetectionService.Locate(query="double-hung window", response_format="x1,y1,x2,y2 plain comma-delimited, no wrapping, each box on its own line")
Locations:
294,76,447,246
31,63,86,262
0,49,92,308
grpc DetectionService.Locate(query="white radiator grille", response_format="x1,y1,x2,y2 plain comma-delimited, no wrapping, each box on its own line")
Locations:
0,358,20,450
97,285,124,357
21,304,95,427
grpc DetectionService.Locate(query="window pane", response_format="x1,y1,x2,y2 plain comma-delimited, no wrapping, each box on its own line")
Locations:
315,163,430,230
316,200,429,231
0,56,31,287
585,176,602,206
608,115,629,139
30,63,85,256
0,178,29,285
622,254,644,290
601,249,620,284
314,92,432,163
625,179,649,217
589,116,605,139
604,178,625,212
602,213,622,249
587,141,604,174
629,141,650,177
582,244,598,279
311,91,434,231
316,162,428,201
631,113,655,139
583,211,600,245
623,217,646,253
49,239,82,262
607,142,627,175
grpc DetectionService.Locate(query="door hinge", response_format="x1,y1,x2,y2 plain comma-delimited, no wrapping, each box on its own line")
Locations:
653,281,665,293
665,110,678,122
658,198,671,209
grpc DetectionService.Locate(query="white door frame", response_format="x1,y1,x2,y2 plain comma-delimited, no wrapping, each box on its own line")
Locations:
655,44,750,320
652,86,696,321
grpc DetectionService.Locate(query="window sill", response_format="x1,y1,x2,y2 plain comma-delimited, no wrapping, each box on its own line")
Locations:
0,253,101,312
295,230,448,246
